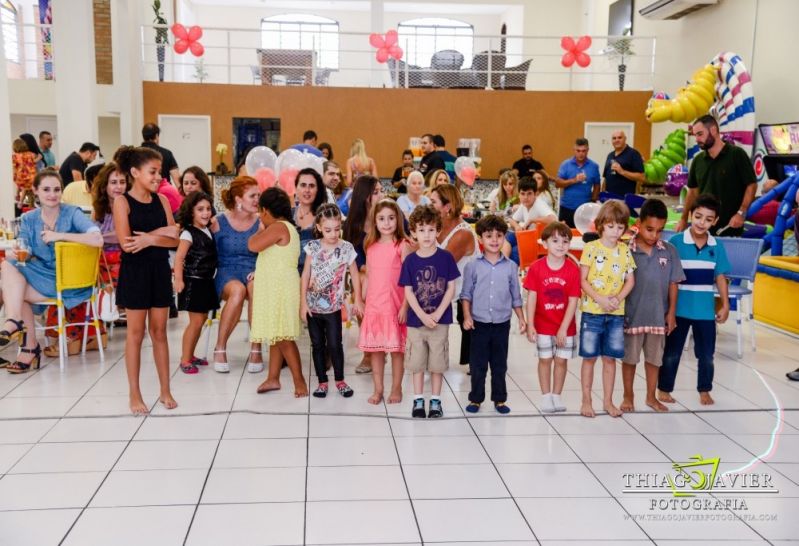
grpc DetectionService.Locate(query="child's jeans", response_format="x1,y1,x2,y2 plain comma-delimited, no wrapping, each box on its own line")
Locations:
658,317,716,393
307,310,345,383
468,320,510,404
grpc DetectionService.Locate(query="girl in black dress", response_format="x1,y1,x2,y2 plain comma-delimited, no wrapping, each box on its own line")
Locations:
114,146,180,415
174,192,219,374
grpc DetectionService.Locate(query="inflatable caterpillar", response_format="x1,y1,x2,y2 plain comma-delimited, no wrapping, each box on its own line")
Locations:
645,65,716,123
644,129,686,183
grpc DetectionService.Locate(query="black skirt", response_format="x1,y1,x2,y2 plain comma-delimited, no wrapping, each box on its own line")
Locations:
178,277,220,313
116,258,173,310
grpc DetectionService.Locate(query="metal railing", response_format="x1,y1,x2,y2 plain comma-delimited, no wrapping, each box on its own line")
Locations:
2,22,55,80
141,25,656,91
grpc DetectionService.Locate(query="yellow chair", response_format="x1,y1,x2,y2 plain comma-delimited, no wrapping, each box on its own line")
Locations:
37,242,104,371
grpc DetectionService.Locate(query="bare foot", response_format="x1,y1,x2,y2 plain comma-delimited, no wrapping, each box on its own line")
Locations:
130,396,149,415
646,397,669,412
387,387,402,404
294,382,309,398
699,392,715,405
159,393,178,410
604,403,622,417
580,401,595,418
657,390,676,403
368,391,383,405
620,397,635,412
257,379,281,394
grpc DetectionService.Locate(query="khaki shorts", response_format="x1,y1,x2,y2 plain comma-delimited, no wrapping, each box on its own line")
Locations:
623,332,665,366
405,324,450,374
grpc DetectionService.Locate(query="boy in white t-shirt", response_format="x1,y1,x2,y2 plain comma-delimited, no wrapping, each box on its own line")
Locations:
508,177,557,231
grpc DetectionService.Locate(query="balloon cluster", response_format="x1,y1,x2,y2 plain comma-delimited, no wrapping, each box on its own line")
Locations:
171,24,204,57
644,129,686,184
245,147,325,199
560,36,592,68
454,156,477,186
369,30,403,64
645,65,716,123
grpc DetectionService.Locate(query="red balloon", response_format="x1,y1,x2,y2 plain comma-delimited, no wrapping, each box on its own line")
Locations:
369,33,384,48
255,168,276,191
375,48,389,63
560,36,575,51
576,52,591,68
171,23,187,40
384,29,398,47
561,51,575,67
459,166,477,187
279,169,298,198
188,25,203,41
189,41,204,57
388,45,403,60
174,40,189,54
576,35,592,51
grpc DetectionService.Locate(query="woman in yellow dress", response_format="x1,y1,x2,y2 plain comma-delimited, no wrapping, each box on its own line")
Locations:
248,187,308,397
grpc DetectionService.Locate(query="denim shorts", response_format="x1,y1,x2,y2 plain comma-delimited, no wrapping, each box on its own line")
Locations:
578,313,625,359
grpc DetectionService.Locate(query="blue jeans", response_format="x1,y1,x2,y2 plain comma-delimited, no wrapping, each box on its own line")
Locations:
578,313,625,359
468,321,510,404
658,317,716,393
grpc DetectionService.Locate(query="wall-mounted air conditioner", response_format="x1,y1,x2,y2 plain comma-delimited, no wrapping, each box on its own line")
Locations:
639,0,718,20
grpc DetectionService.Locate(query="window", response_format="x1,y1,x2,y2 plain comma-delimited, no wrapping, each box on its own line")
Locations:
1,1,19,64
261,14,338,70
398,18,473,68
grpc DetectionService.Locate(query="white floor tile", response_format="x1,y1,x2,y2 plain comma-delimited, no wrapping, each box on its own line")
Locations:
389,416,475,436
66,395,153,417
308,414,391,437
622,412,719,434
187,503,305,545
306,465,408,501
0,396,80,418
647,433,761,463
62,505,195,546
90,468,207,507
115,440,217,471
308,436,399,466
404,463,508,499
213,438,307,468
232,392,310,414
562,434,670,463
769,463,799,486
0,471,105,510
0,443,32,474
149,393,235,415
0,509,80,545
735,497,799,540
547,414,639,435
414,498,534,542
468,416,557,436
222,413,308,439
517,497,648,540
41,417,143,442
305,500,420,545
497,462,611,498
700,411,794,435
0,419,57,444
395,434,488,465
729,433,799,463
9,441,126,474
134,414,227,440
201,466,305,503
480,434,579,464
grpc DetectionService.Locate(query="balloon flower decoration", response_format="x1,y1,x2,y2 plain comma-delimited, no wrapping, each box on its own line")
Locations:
560,36,592,68
171,24,204,56
454,156,477,187
369,30,403,63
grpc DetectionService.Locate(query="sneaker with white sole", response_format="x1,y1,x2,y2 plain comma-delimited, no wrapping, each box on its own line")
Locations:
551,393,567,412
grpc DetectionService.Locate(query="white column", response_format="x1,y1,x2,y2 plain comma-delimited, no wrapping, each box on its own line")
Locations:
370,0,384,88
0,29,14,219
52,0,99,160
111,0,143,146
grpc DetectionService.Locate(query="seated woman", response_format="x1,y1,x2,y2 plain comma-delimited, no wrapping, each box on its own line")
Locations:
488,170,520,215
0,170,103,373
426,169,451,193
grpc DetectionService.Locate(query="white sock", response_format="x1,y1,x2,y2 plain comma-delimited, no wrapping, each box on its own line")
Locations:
430,395,441,402
552,393,566,411
541,392,555,413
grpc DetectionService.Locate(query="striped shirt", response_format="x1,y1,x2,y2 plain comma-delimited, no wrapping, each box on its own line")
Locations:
669,230,730,321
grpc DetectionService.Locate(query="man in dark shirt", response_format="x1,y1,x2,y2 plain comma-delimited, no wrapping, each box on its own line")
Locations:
677,115,757,236
512,144,544,178
602,131,645,196
141,123,180,185
434,134,457,182
391,149,414,194
418,133,444,181
59,142,99,185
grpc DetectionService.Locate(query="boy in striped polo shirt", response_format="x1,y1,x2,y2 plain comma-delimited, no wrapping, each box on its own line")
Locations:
658,194,730,406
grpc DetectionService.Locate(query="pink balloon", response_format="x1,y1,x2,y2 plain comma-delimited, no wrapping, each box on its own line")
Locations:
375,48,389,63
171,23,187,40
560,36,575,51
255,168,276,191
576,52,591,67
189,41,204,57
576,35,592,51
561,51,575,67
459,166,477,187
384,29,398,47
388,45,403,60
279,169,298,198
369,33,384,48
188,25,203,41
174,40,189,54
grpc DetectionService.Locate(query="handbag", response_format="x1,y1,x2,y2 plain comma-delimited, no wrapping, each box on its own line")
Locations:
98,252,120,322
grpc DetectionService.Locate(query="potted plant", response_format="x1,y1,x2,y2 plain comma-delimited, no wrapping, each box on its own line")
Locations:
605,36,634,91
193,59,208,83
152,0,168,82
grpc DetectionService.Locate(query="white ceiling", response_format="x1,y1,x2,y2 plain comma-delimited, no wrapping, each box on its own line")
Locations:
188,0,515,15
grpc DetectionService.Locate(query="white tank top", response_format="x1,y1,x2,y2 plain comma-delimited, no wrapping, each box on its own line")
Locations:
440,220,480,300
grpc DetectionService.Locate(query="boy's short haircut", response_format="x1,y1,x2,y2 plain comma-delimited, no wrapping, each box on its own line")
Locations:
594,200,630,235
690,193,721,217
409,204,441,232
639,198,668,221
518,177,537,193
541,221,573,241
475,214,508,236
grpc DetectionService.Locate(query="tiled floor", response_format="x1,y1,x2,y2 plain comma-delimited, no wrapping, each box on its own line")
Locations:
0,314,797,545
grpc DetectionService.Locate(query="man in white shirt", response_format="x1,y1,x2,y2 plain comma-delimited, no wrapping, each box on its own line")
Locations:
508,176,557,231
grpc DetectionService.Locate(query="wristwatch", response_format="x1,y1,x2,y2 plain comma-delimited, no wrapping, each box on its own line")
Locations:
736,210,745,217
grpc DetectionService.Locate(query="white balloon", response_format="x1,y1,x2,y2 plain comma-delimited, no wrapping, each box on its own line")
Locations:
245,146,277,176
276,148,304,174
574,202,602,235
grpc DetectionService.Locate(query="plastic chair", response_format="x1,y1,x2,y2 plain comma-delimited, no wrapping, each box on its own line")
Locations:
516,228,541,272
599,191,622,203
624,194,646,218
715,237,764,358
36,242,104,371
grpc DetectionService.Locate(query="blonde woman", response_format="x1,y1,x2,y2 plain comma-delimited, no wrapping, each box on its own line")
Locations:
488,170,520,214
346,138,378,187
426,169,451,193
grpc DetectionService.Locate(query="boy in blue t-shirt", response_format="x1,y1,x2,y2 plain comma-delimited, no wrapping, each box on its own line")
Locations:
399,205,460,418
659,194,730,406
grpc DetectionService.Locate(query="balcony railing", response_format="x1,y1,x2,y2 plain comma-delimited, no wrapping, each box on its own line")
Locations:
2,22,55,80
141,25,656,92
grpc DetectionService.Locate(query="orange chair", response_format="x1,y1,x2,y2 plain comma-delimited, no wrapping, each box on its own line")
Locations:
516,229,541,272
570,228,584,261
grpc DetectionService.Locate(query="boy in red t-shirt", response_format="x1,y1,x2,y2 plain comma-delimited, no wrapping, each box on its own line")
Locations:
523,222,581,413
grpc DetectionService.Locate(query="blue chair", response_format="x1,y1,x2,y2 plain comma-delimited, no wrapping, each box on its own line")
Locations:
599,191,622,203
715,237,764,358
624,194,646,218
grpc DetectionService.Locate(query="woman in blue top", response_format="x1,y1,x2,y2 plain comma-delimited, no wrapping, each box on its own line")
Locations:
0,170,103,373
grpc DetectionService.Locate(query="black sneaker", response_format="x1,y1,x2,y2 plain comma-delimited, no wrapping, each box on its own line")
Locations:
428,399,443,418
412,398,426,418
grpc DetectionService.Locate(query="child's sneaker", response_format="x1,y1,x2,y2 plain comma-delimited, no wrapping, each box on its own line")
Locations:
465,402,481,413
336,381,354,398
428,398,443,418
412,397,426,418
494,402,511,415
552,393,567,412
179,361,199,375
540,393,556,413
313,383,328,398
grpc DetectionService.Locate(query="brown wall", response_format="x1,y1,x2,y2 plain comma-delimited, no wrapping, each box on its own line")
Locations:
93,0,112,85
143,83,652,178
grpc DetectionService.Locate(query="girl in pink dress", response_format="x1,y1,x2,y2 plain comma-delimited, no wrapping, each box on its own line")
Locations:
359,199,412,404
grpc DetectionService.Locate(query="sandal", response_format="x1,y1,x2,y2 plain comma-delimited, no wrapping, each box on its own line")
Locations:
7,344,42,374
213,349,229,373
0,356,9,369
190,356,208,366
180,361,199,375
247,349,264,373
313,383,328,398
0,319,26,347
